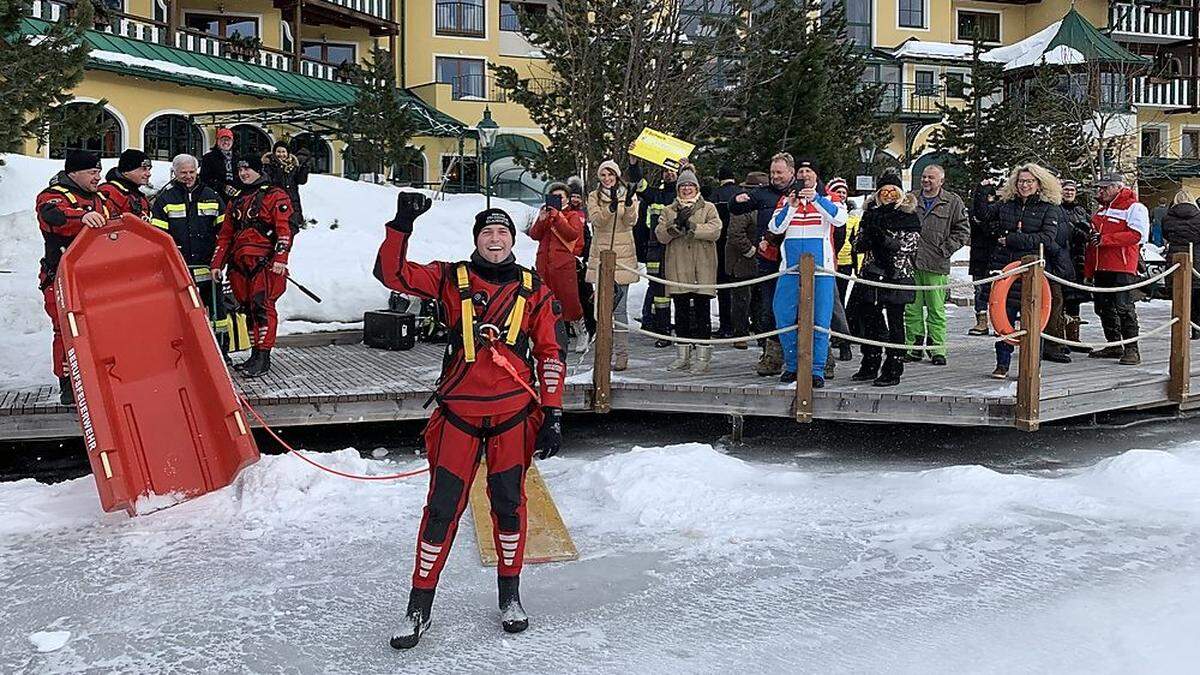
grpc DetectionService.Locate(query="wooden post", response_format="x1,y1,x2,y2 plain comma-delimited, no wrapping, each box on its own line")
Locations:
1169,251,1192,404
793,254,815,423
1015,255,1043,431
291,1,303,73
167,0,178,38
592,249,615,413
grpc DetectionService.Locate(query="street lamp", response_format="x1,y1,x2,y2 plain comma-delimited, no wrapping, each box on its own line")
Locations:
477,106,500,209
857,143,877,194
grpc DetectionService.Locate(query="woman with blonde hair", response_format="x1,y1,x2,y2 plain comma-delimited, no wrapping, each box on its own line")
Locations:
972,162,1063,379
585,159,640,371
1163,188,1200,339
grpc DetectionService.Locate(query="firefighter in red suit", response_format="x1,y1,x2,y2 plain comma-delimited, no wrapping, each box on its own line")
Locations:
97,149,152,218
528,181,588,352
373,192,565,649
34,150,109,405
210,154,293,378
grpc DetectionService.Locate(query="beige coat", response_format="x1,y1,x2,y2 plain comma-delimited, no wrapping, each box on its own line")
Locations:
655,197,722,297
585,186,640,285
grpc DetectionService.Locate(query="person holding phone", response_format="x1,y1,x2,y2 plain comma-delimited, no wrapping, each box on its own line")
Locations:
585,159,640,371
767,158,847,387
530,182,588,352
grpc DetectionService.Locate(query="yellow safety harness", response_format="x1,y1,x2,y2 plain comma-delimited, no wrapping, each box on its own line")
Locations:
455,263,533,363
51,185,109,217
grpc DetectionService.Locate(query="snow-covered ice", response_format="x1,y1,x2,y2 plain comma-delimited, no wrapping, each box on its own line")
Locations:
28,631,71,654
3,436,1200,672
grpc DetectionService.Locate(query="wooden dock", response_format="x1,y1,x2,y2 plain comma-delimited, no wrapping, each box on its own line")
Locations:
2,301,1198,441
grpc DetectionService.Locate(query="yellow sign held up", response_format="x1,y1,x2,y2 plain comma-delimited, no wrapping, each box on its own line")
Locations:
629,127,695,171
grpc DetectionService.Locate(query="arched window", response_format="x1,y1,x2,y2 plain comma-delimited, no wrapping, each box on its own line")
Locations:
50,103,122,159
231,124,272,160
143,114,203,160
291,133,331,174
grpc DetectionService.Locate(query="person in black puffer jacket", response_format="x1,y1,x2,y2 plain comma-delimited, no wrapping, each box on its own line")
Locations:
261,140,310,229
848,174,921,387
1060,180,1093,352
972,162,1062,379
1162,189,1200,340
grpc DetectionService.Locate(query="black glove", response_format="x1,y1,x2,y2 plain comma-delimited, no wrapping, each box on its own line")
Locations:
535,407,562,460
386,192,432,233
1088,230,1102,246
608,186,620,213
675,208,692,230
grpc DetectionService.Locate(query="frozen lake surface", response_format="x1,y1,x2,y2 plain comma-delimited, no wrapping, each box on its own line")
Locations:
3,415,1199,673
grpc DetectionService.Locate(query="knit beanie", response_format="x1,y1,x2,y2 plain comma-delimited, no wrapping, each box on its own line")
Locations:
566,176,585,197
597,159,621,181
473,208,516,240
718,165,735,181
825,177,848,195
878,172,903,191
64,149,101,173
677,169,699,188
237,154,263,174
116,149,149,173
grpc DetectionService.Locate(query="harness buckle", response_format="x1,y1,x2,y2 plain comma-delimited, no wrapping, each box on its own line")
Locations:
477,323,501,342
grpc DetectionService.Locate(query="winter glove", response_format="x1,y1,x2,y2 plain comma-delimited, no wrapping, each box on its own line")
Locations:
535,407,562,459
608,186,620,213
1088,230,1102,246
675,208,692,230
386,192,432,233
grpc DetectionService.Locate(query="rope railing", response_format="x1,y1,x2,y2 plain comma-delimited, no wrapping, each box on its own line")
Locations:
614,320,796,345
816,260,1042,291
1045,264,1180,293
815,325,1025,351
616,262,799,290
1040,318,1179,350
618,258,1041,293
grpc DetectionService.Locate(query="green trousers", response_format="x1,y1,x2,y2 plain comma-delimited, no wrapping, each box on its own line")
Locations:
905,269,948,357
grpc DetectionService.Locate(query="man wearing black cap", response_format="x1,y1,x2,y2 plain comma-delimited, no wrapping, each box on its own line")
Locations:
35,150,109,404
98,149,152,218
209,154,294,377
374,195,566,649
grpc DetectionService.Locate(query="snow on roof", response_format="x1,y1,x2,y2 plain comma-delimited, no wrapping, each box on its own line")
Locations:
89,49,279,94
980,21,1063,70
891,40,974,62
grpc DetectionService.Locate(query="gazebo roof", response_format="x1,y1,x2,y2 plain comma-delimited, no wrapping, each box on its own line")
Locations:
982,8,1150,72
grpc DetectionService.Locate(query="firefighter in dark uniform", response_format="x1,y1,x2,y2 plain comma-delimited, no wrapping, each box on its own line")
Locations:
97,149,152,218
629,158,677,345
151,153,231,353
210,155,293,378
34,150,109,404
374,194,565,649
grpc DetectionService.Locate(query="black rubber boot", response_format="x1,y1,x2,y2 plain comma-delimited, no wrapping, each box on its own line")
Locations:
779,370,797,384
851,354,882,382
58,376,74,406
390,588,435,650
235,348,261,372
873,355,903,387
243,349,272,378
499,575,529,634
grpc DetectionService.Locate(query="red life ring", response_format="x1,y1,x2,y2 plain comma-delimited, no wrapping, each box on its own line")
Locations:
988,261,1052,345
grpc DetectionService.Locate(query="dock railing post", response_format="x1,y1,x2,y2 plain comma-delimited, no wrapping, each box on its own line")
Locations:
592,249,615,413
794,254,815,423
1169,251,1192,405
1015,255,1043,431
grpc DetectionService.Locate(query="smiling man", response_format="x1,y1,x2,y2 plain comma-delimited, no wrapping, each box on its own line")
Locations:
374,194,566,649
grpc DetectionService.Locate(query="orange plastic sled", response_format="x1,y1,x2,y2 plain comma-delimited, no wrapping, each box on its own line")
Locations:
56,214,259,515
989,260,1052,345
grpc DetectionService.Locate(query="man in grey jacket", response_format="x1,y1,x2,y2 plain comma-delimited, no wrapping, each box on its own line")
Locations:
905,164,971,366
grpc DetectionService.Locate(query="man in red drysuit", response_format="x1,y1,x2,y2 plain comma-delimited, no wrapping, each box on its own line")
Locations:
373,192,565,649
98,149,152,218
34,150,109,404
210,154,293,378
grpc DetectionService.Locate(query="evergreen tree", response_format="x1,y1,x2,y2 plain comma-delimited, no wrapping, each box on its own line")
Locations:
338,46,421,182
0,0,108,155
926,39,1023,193
719,0,890,181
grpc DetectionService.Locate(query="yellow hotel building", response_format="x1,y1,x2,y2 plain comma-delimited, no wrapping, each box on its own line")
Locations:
17,0,1200,201
19,0,550,198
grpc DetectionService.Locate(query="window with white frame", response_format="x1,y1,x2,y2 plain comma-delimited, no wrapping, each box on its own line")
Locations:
898,0,924,29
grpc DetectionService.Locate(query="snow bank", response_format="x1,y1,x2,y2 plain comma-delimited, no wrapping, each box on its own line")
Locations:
0,153,539,388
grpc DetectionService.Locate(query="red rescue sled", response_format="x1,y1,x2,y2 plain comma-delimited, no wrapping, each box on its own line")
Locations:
56,214,259,515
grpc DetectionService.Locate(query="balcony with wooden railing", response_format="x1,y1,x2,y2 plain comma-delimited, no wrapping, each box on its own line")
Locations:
1109,2,1193,43
436,1,486,38
28,0,375,83
1134,75,1193,108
